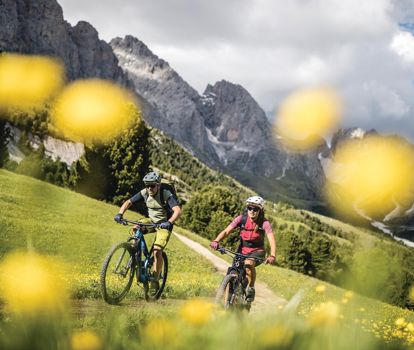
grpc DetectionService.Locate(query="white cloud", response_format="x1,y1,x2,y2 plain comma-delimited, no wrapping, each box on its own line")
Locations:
390,30,414,63
58,0,414,140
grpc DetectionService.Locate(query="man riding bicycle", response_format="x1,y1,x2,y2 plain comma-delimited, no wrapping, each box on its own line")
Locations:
114,171,181,292
210,196,276,302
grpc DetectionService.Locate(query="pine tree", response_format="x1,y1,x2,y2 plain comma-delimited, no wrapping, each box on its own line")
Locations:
0,120,10,167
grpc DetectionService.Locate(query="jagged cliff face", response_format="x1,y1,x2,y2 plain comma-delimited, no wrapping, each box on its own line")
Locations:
0,0,128,83
200,81,278,171
110,36,219,166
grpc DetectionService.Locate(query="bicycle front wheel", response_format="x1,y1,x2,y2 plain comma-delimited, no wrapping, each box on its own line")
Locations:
215,273,238,309
100,242,135,304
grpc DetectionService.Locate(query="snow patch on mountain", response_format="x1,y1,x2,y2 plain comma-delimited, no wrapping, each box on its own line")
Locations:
350,128,366,139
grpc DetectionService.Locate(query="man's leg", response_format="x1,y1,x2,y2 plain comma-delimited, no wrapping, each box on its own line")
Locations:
150,228,171,292
153,246,164,278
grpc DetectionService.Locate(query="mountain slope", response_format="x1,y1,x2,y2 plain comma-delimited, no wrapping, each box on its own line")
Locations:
111,36,327,208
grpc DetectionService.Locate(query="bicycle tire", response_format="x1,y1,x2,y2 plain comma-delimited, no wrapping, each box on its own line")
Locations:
215,273,238,309
100,242,135,304
145,251,169,301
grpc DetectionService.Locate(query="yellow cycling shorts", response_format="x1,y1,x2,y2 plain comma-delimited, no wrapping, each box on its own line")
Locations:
140,218,171,250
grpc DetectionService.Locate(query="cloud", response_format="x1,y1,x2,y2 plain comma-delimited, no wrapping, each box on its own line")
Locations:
390,30,414,63
58,0,414,140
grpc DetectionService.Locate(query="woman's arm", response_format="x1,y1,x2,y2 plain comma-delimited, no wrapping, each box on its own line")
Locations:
213,224,234,243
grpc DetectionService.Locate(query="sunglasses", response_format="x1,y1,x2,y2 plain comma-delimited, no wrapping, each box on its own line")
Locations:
146,184,157,189
247,206,260,212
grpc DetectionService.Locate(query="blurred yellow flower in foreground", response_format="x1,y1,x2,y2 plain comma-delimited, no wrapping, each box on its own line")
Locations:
315,284,326,293
308,302,340,326
50,79,136,143
71,330,103,350
260,324,293,347
274,86,342,151
143,318,177,347
344,291,354,299
0,53,64,112
180,299,215,326
0,252,68,314
325,135,414,220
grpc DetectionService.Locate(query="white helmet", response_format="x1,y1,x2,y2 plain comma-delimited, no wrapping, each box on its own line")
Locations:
245,196,265,210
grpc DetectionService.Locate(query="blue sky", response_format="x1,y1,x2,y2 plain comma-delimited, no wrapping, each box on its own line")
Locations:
59,0,414,140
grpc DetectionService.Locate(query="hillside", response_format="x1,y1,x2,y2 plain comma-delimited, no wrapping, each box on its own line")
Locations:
0,169,221,299
1,170,414,349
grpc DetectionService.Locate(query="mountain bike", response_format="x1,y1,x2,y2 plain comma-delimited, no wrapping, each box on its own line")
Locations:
100,219,168,304
215,247,263,312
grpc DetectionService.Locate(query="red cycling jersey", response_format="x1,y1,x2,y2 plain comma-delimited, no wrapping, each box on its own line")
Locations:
229,215,273,255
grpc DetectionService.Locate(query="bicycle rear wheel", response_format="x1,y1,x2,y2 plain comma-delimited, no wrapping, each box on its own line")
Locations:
100,242,135,304
215,273,238,309
145,251,169,301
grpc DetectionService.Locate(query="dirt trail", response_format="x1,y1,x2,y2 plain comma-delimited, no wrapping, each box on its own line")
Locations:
174,232,286,313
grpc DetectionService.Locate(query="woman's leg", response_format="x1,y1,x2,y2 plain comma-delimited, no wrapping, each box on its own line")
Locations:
245,258,256,287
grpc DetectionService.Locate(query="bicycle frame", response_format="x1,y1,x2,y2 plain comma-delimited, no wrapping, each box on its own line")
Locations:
101,218,167,304
123,219,158,284
217,247,264,308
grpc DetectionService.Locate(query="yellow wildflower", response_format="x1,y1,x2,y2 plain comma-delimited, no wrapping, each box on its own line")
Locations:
260,325,293,347
0,252,68,314
344,291,354,299
143,318,176,347
395,318,407,328
180,299,215,326
308,301,340,326
0,53,64,112
71,330,102,350
315,284,326,293
409,286,414,302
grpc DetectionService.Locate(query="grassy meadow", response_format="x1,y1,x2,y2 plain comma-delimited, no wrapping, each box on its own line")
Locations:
1,169,414,349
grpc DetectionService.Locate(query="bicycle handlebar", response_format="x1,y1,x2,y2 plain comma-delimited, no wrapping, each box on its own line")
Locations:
217,247,264,263
119,218,160,228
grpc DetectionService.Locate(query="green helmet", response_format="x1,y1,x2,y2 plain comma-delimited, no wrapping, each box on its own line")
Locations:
143,171,161,185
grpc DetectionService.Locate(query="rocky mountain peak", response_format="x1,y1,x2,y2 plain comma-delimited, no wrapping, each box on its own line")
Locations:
330,127,378,153
111,35,219,166
201,80,273,148
111,35,168,66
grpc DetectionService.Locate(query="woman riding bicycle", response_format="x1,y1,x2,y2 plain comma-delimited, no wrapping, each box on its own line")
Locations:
210,196,276,302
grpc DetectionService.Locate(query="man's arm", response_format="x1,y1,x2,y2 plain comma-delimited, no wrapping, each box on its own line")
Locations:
118,199,132,215
168,205,181,224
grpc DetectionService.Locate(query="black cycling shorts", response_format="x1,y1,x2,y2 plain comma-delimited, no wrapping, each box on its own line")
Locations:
244,250,265,267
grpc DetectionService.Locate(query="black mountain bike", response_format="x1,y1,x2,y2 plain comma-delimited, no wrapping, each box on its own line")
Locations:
100,219,168,304
215,247,263,312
